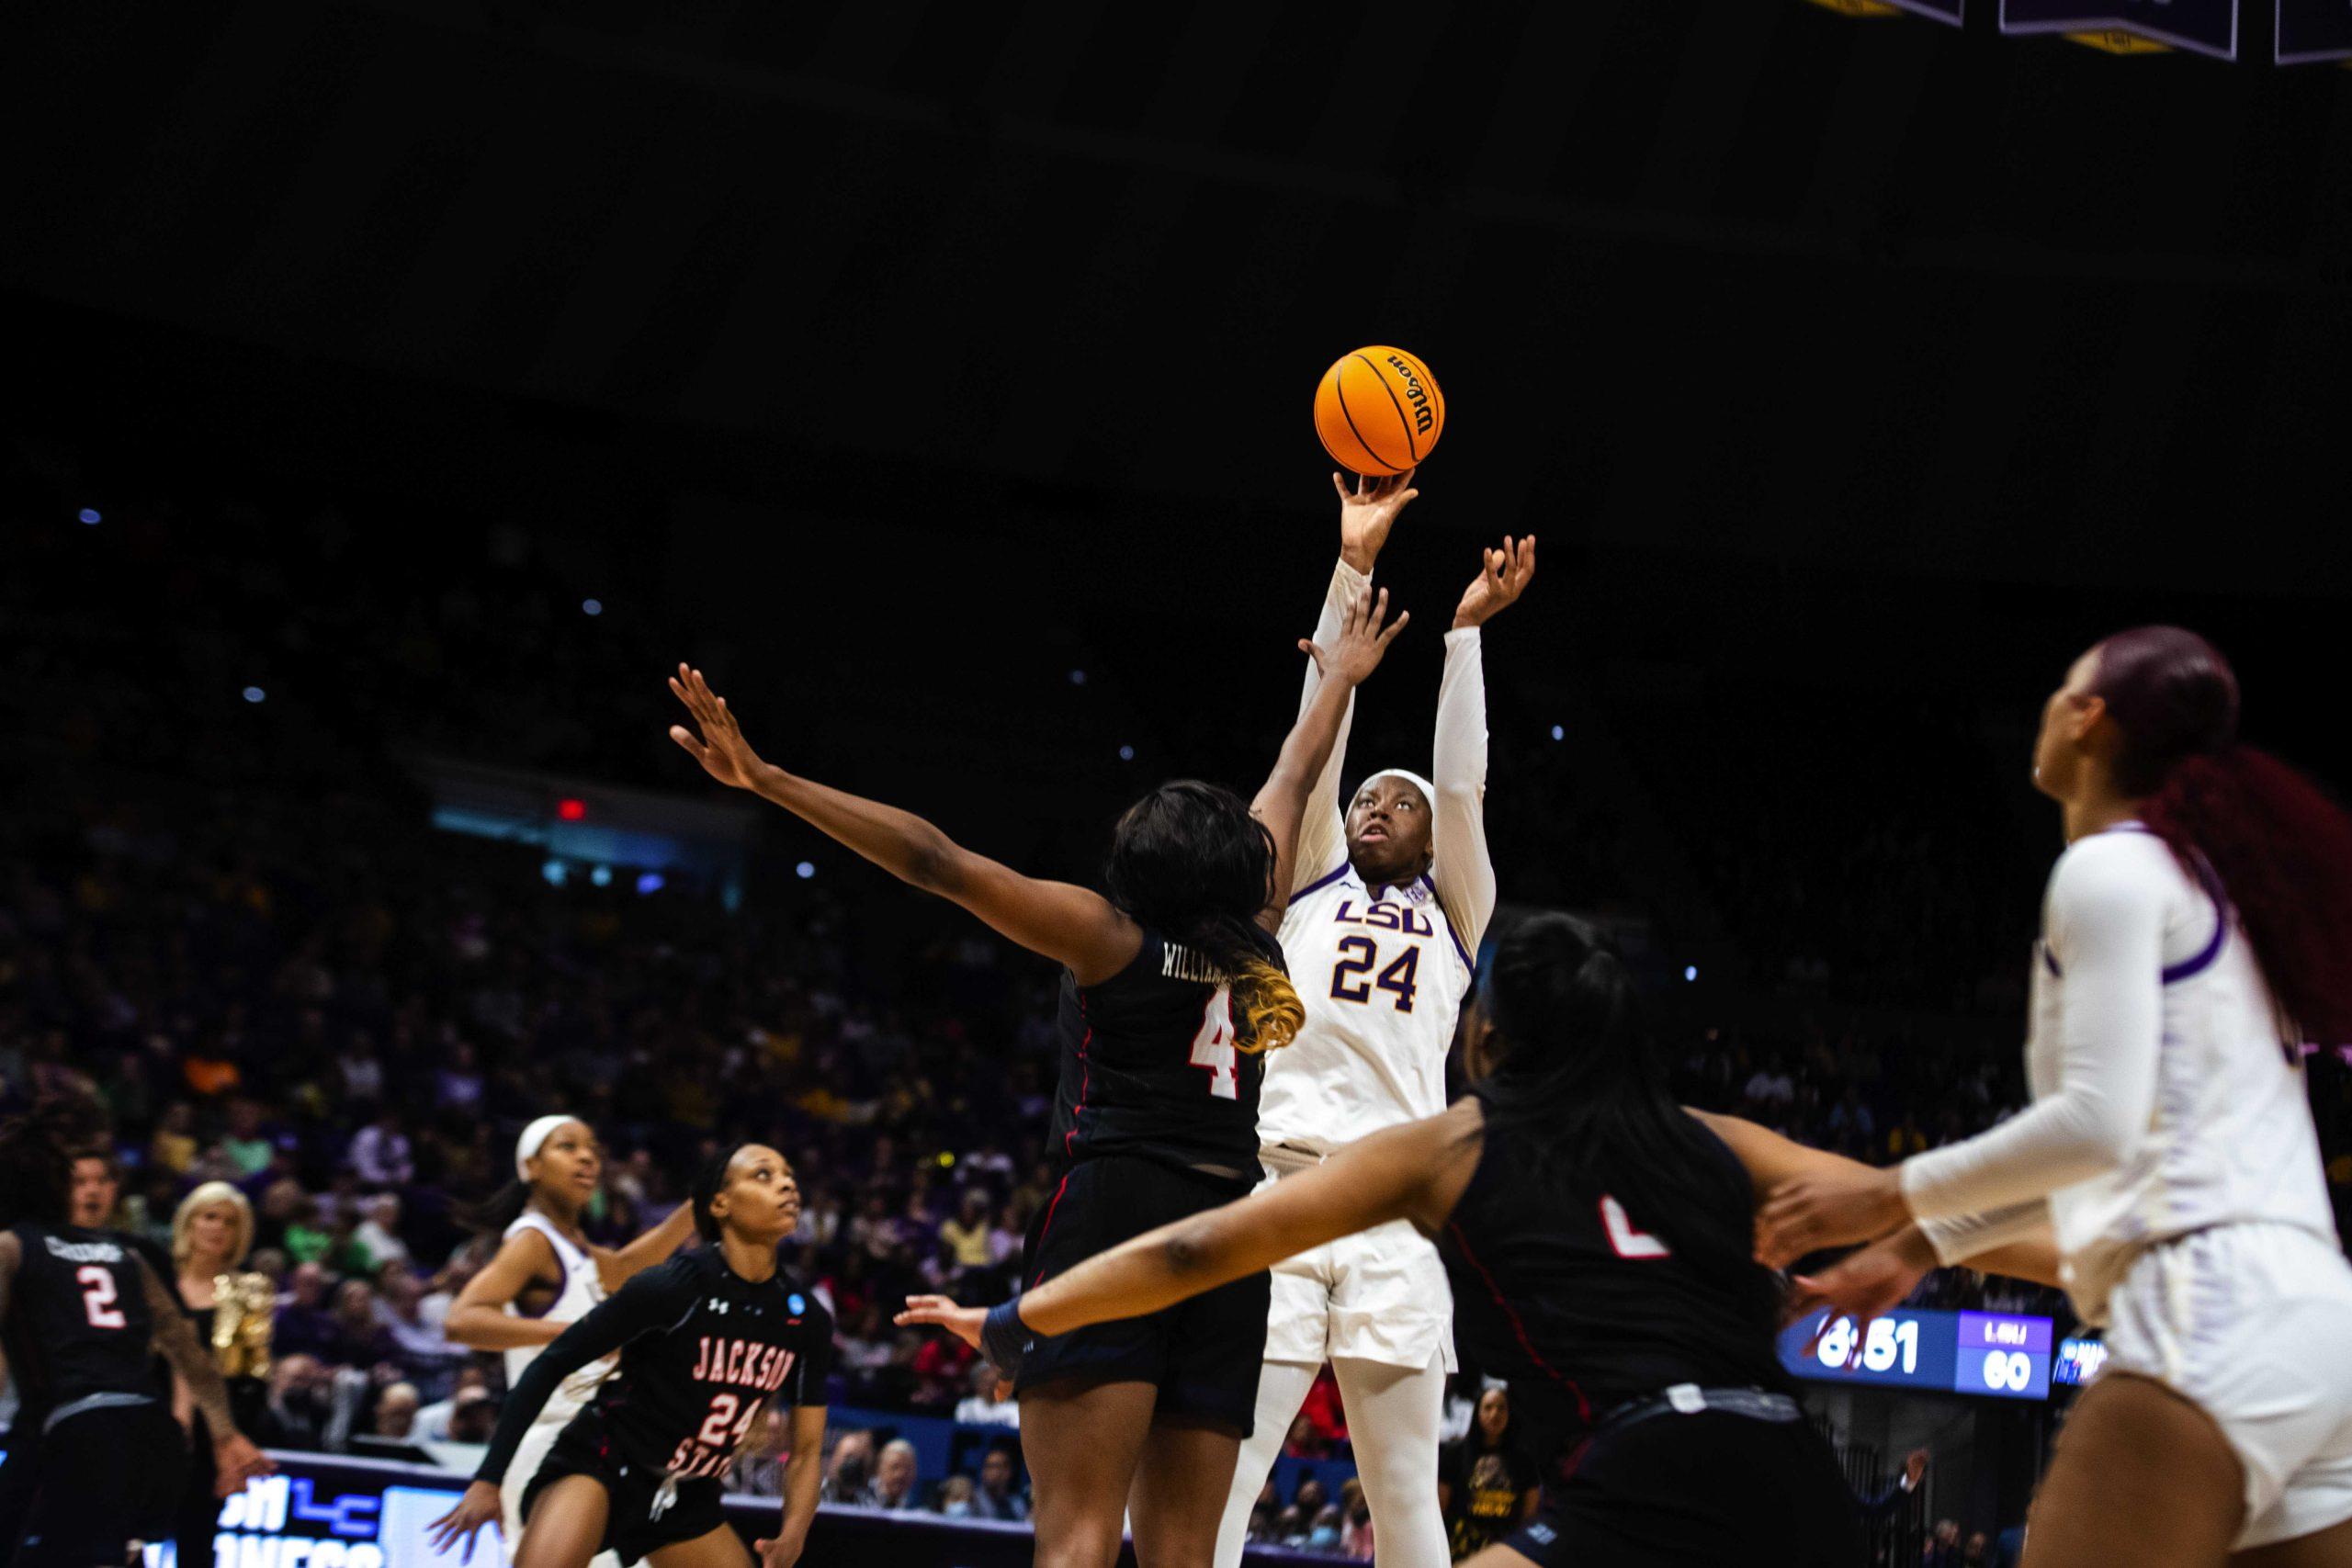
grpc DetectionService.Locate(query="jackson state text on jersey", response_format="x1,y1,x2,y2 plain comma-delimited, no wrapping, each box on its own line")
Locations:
1261,866,1476,1153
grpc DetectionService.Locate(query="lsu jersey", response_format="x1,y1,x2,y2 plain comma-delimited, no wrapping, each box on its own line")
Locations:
1261,861,1476,1156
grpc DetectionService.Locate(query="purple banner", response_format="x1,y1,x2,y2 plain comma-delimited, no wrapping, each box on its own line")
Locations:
2278,0,2352,62
1888,0,1966,18
2001,0,2239,57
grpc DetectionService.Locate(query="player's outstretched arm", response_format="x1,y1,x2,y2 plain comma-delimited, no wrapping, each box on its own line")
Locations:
593,1200,698,1292
1253,585,1408,925
899,1100,1481,1359
757,1403,830,1568
1788,1216,2064,1328
669,663,1141,982
1430,536,1534,949
138,1255,275,1496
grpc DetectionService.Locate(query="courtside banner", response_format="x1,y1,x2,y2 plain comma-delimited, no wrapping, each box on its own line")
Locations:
2001,0,2238,56
2278,0,2352,62
1892,0,1965,19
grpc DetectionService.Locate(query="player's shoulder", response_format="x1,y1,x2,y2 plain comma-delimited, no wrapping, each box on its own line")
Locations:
624,1248,709,1302
2047,826,2190,913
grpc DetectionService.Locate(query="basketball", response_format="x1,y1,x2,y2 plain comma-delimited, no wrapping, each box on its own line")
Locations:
1313,345,1445,477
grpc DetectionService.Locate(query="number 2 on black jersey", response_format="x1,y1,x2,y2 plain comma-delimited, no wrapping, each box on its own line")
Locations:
1329,936,1419,1012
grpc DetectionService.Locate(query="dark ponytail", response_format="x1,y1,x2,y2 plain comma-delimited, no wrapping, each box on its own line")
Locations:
457,1179,535,1237
1473,915,1770,1303
2095,627,2352,1045
0,1095,107,1230
1105,781,1306,1054
692,1144,750,1246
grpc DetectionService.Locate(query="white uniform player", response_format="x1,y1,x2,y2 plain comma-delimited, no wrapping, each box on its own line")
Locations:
498,1207,622,1567
1217,514,1531,1568
1905,826,2352,1552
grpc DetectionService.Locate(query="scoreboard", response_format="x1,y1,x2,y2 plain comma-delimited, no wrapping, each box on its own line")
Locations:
1779,1307,2054,1401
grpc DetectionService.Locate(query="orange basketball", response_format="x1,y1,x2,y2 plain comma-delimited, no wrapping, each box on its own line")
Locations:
1313,345,1444,477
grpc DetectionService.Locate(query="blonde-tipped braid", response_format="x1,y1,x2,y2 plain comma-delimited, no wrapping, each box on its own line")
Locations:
1231,955,1306,1055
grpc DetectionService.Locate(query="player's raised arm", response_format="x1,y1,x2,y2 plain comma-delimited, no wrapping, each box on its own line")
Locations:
669,665,1141,983
1430,535,1533,950
1253,586,1408,925
1291,473,1422,882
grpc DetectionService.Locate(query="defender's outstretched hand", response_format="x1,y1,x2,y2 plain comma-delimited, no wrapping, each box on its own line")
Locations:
1301,584,1408,689
896,1294,986,1351
1453,535,1537,631
668,664,768,790
426,1482,504,1564
1335,469,1419,573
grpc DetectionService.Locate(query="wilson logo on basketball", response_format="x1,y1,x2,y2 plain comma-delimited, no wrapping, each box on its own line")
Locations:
1385,355,1436,434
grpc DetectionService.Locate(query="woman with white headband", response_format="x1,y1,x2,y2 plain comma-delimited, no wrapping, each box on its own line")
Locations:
1214,470,1535,1568
446,1115,696,1564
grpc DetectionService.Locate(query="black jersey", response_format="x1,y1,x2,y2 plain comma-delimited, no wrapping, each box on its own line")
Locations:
1,1224,164,1419
1050,926,1284,1182
1438,1111,1791,1457
478,1247,831,1486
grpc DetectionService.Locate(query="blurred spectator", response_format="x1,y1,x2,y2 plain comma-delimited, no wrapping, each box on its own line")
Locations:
257,1354,334,1450
346,1109,413,1187
1924,1517,1964,1567
821,1430,875,1505
864,1438,922,1511
1339,1477,1373,1559
954,1362,1019,1428
1441,1387,1541,1559
966,1443,1028,1522
934,1477,977,1517
413,1365,494,1442
723,1403,791,1499
275,1261,340,1362
326,1279,400,1370
371,1382,422,1441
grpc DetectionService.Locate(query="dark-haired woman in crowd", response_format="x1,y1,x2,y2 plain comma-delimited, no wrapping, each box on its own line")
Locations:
1760,627,2352,1568
430,1145,830,1568
902,912,1866,1567
1439,1386,1541,1561
445,1115,696,1562
667,585,1404,1568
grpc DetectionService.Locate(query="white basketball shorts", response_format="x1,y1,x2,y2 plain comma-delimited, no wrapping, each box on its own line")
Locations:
2100,1221,2352,1551
1255,1163,1457,1372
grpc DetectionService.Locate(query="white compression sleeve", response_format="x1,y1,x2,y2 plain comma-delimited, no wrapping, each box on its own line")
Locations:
1902,834,2172,1220
1214,1359,1321,1568
1292,558,1367,890
1332,1353,1452,1568
1428,626,1496,953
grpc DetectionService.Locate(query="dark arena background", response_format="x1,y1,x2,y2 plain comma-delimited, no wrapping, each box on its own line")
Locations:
6,4,2352,1567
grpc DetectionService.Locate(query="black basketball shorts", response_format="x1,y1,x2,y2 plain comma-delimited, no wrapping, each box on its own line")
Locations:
1505,1404,1864,1568
520,1410,728,1567
16,1401,187,1568
1018,1155,1270,1435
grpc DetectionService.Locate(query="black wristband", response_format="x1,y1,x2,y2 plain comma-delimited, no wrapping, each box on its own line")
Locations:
979,1299,1030,1380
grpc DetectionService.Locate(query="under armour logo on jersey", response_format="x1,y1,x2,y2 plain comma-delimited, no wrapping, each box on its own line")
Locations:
708,1299,730,1314
1600,1195,1671,1259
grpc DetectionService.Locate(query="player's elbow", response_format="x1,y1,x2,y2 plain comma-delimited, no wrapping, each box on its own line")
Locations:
2046,1098,2141,1179
1159,1219,1220,1282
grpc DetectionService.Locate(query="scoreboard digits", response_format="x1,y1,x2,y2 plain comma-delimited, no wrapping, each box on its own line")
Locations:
1780,1307,2054,1401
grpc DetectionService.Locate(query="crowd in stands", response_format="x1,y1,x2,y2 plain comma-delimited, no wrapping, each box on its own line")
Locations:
6,457,2349,1560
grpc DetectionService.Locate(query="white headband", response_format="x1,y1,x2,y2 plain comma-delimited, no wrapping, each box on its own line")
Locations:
514,1115,578,1181
1361,768,1437,810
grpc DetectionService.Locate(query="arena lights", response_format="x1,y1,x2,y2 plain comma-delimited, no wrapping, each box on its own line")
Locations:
590,864,613,887
1068,669,1087,686
582,599,603,616
77,507,100,525
1549,725,1565,741
541,860,566,886
1685,965,1700,982
1118,745,1135,761
796,861,817,880
1804,0,2352,64
243,686,266,704
635,872,664,896
556,797,587,821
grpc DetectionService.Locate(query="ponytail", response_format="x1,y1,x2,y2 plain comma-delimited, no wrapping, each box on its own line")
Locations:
457,1179,534,1237
2142,746,2352,1045
2092,627,2352,1046
1104,779,1306,1054
1173,911,1306,1055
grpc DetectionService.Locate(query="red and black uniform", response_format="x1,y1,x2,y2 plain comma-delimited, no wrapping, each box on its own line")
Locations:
1,1224,186,1568
1438,1115,1862,1568
476,1248,831,1565
1023,927,1283,1430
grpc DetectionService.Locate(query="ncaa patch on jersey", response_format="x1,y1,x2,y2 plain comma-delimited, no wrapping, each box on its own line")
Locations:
788,1293,806,1315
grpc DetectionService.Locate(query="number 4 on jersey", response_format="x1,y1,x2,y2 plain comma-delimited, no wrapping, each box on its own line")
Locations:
1600,1195,1670,1259
1190,989,1239,1100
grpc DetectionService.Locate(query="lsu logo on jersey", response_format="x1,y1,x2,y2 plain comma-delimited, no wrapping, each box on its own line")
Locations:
1330,897,1435,937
